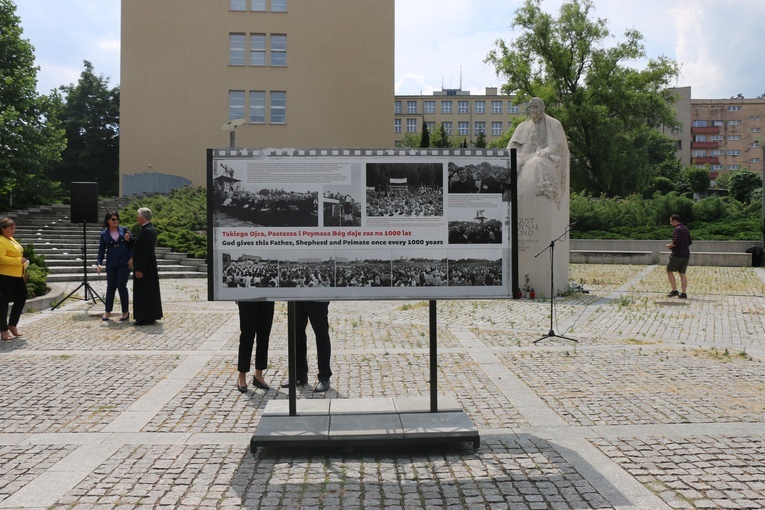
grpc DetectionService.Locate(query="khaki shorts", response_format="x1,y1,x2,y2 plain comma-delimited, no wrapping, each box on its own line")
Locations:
667,255,689,274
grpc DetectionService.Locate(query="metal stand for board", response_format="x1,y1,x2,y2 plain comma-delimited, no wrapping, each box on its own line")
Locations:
250,300,480,453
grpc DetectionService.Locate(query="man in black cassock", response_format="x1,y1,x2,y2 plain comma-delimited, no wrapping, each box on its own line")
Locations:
132,207,163,325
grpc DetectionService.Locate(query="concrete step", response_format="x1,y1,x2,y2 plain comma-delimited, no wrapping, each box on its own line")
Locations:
46,271,207,283
46,263,195,275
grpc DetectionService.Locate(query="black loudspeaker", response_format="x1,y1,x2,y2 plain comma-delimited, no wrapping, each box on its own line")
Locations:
70,182,99,223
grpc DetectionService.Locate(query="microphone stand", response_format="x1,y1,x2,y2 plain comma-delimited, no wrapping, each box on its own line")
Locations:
533,223,578,344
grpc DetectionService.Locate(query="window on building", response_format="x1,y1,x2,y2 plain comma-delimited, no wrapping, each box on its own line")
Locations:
425,121,436,132
752,128,761,133
711,150,724,156
474,121,486,135
727,165,740,170
458,101,469,114
441,101,452,114
692,120,708,127
491,101,503,114
457,121,469,135
711,164,723,170
728,135,742,141
672,125,682,133
474,101,486,114
229,34,246,66
228,90,245,121
508,102,520,114
727,150,741,156
713,120,724,126
249,91,266,123
491,121,502,136
443,122,452,135
710,135,724,141
727,105,742,111
271,0,287,11
230,0,246,10
250,34,266,66
250,0,266,10
728,120,742,125
394,101,401,114
270,91,286,123
676,140,682,150
750,158,761,163
694,135,707,142
270,34,286,66
692,150,708,157
424,101,436,114
407,101,417,114
394,118,401,133
406,118,417,133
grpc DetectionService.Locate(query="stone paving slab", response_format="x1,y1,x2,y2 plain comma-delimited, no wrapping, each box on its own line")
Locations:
0,267,764,509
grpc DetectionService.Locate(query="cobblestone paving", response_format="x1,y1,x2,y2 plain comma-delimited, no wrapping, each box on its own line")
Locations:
496,348,765,427
591,435,765,509
48,439,615,510
0,354,183,433
2,268,765,509
0,445,78,504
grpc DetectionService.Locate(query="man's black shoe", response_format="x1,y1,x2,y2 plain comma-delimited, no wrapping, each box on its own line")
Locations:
281,378,307,388
679,293,687,299
134,320,156,326
667,290,679,297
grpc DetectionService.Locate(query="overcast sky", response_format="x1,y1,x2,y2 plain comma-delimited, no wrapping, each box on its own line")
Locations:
14,0,765,100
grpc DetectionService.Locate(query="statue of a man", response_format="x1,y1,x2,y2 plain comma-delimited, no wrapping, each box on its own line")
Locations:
508,97,569,209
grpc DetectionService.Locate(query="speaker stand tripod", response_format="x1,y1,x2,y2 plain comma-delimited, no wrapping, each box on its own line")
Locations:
533,224,579,344
52,222,103,310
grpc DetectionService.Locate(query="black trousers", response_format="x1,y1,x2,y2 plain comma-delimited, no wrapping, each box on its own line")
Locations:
0,275,27,331
237,301,275,373
295,301,332,382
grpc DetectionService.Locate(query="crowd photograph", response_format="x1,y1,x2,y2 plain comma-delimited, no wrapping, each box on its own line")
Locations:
447,257,503,286
448,208,504,245
366,162,444,217
222,255,280,288
391,254,449,287
335,254,393,287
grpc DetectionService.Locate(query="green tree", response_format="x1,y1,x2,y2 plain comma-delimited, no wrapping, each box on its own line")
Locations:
684,166,711,199
431,123,451,148
399,132,420,148
420,122,431,148
475,131,487,148
486,0,681,197
728,170,762,203
51,61,120,196
0,0,65,208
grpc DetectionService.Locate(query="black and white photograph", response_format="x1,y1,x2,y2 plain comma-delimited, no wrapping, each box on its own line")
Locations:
391,250,449,287
323,189,362,227
212,160,320,228
335,251,392,287
277,255,336,288
366,162,444,217
448,161,509,194
448,207,504,245
221,253,280,288
447,254,503,287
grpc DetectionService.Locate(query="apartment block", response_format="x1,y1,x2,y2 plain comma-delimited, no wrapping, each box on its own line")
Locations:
690,95,765,179
120,0,394,193
393,87,525,147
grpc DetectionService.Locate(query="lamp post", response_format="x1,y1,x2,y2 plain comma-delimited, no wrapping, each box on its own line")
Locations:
220,118,246,148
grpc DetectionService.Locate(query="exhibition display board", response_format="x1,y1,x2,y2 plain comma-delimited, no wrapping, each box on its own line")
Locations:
207,147,518,301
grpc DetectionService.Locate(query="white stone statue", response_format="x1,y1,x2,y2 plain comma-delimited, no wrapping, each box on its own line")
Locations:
506,97,570,296
508,97,568,210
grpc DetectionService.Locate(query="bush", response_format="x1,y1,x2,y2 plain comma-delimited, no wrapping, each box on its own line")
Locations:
121,186,207,258
23,244,48,298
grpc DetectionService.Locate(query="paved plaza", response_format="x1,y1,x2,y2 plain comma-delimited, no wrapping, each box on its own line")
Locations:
1,264,764,509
